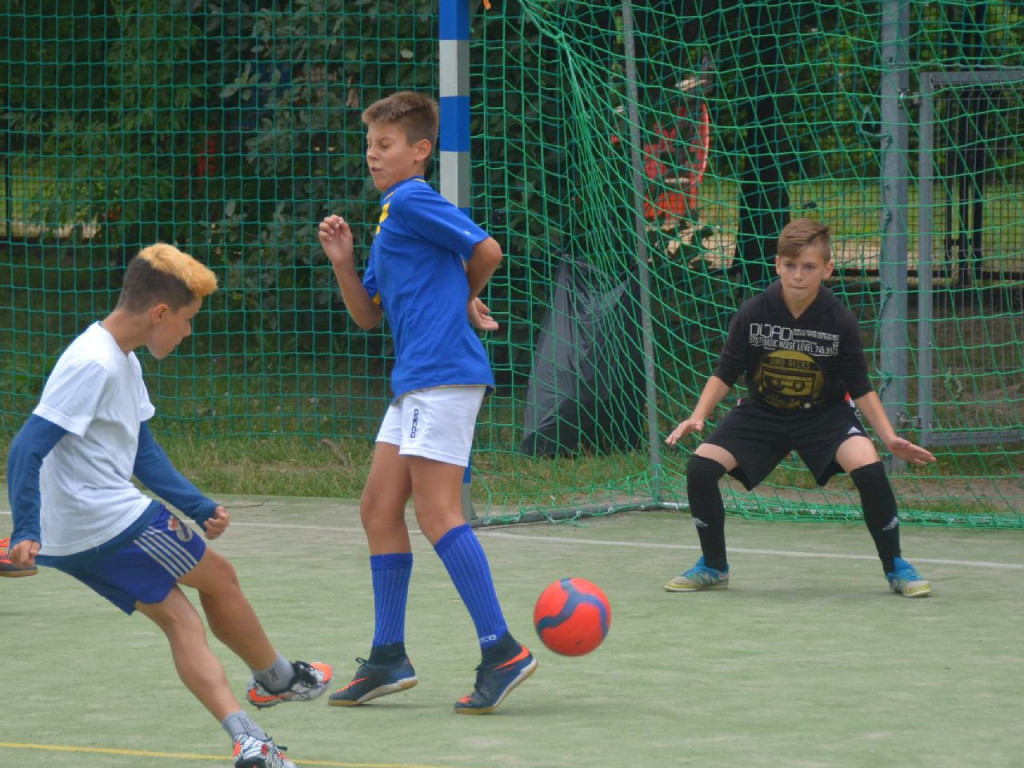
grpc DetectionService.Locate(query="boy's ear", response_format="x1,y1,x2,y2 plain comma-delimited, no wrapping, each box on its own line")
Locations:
413,137,433,162
149,302,171,323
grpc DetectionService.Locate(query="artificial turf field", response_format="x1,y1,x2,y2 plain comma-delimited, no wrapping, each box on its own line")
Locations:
3,495,1023,768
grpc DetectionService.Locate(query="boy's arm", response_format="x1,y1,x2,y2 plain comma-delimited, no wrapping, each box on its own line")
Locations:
665,376,731,446
319,214,383,329
6,415,68,556
852,391,936,466
466,236,502,301
133,421,220,530
466,237,503,331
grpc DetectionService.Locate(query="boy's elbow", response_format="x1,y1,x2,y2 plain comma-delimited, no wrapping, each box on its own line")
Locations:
353,307,383,330
490,243,504,268
475,237,503,267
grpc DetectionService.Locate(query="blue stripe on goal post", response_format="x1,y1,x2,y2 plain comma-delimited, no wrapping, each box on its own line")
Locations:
440,0,477,522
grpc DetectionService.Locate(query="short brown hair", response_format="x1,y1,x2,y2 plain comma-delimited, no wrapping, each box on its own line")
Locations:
362,91,439,149
117,243,218,313
777,218,831,261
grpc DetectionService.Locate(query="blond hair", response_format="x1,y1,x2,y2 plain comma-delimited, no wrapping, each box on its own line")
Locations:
117,243,218,312
777,218,832,261
362,91,439,149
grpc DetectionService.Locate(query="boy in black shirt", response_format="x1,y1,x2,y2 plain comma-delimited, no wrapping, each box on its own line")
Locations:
665,218,936,596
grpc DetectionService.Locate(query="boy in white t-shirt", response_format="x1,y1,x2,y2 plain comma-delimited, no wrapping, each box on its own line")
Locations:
6,244,332,768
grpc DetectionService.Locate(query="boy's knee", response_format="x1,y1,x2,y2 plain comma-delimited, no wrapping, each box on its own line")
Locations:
849,461,892,496
687,454,727,487
187,549,241,595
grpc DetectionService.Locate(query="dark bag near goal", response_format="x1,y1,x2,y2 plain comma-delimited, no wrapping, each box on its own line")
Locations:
520,255,645,457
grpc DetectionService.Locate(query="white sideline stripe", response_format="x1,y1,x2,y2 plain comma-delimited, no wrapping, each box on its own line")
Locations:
480,531,1024,571
4,510,1022,571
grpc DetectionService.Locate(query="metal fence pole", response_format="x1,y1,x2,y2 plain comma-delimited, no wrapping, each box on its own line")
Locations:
621,0,664,497
879,0,911,472
440,0,477,520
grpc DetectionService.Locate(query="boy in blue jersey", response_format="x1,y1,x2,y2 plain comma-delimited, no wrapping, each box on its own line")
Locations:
318,91,536,715
664,218,936,596
6,244,332,768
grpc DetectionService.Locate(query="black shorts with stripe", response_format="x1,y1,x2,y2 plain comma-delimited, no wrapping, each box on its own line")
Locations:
704,398,868,490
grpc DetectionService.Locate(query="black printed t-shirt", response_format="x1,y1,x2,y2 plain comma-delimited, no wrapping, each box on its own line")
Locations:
713,281,873,412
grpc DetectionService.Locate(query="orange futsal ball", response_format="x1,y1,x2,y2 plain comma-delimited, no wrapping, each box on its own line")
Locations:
533,577,611,656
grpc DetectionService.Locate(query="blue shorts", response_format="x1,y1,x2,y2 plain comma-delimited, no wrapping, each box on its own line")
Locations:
56,506,207,614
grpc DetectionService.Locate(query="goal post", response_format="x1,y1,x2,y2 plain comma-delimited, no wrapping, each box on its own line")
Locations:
917,68,1024,450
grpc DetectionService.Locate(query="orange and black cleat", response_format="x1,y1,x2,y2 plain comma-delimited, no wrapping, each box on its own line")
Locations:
455,643,537,715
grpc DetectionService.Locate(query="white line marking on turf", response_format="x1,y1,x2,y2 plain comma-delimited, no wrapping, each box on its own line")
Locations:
5,510,1022,571
478,531,1024,570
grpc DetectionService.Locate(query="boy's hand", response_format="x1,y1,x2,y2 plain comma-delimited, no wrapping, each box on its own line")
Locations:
886,437,937,467
665,417,704,446
468,298,499,331
203,506,230,540
8,539,40,569
319,215,355,267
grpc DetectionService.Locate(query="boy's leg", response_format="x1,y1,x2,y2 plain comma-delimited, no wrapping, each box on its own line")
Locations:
836,437,901,570
413,457,506,645
850,470,901,571
686,448,733,570
361,444,414,656
330,441,419,707
140,594,295,767
665,444,736,592
836,436,931,597
179,549,333,706
179,549,277,669
136,585,245,721
362,442,415,658
361,441,414,554
410,457,536,714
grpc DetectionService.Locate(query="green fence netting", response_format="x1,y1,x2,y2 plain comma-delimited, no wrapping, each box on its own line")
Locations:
2,1,1022,527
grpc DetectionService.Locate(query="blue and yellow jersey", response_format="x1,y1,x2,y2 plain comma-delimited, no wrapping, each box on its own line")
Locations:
363,176,495,400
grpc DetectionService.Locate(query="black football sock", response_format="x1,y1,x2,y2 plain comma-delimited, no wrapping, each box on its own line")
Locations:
850,461,902,573
369,641,408,665
481,631,518,666
687,455,729,571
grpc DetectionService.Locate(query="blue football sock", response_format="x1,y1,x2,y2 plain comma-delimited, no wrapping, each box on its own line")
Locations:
434,524,508,649
370,552,413,648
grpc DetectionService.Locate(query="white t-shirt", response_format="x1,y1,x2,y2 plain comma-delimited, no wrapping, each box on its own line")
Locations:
32,322,156,556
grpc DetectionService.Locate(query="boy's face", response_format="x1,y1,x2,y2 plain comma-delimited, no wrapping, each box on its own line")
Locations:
147,298,202,360
365,122,431,192
775,241,833,302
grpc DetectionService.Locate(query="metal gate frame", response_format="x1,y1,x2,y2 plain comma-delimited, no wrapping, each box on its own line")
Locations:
917,68,1024,448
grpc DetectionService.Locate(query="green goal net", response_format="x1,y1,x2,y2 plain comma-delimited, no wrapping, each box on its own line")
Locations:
2,1,1022,527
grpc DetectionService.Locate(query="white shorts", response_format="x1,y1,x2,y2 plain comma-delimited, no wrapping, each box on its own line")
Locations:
376,386,485,466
